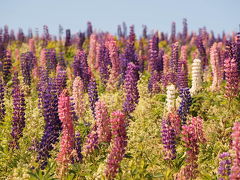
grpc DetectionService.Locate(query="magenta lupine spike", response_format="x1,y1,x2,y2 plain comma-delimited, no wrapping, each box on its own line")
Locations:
0,78,5,122
57,89,75,169
9,73,26,149
105,111,127,179
224,57,239,99
181,117,205,179
230,122,240,179
95,100,111,143
28,38,36,54
106,37,120,90
123,62,139,115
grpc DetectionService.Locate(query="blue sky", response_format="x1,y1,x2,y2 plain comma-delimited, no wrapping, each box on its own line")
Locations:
0,0,239,36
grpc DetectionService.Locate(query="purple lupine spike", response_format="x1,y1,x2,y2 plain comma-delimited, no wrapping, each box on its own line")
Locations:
82,124,98,156
148,33,159,72
87,22,93,38
178,88,192,124
42,25,50,47
123,62,139,114
235,32,240,74
87,76,99,117
196,35,208,69
58,52,66,68
182,18,188,45
138,39,145,73
17,28,25,43
45,49,57,71
0,78,5,122
2,50,12,83
10,30,16,42
170,22,176,43
218,152,231,180
170,42,179,73
20,52,34,85
65,29,71,48
161,117,176,160
74,132,83,162
78,32,85,50
9,73,26,149
73,50,90,90
55,65,67,95
148,70,161,93
97,44,110,85
105,111,127,179
37,79,62,169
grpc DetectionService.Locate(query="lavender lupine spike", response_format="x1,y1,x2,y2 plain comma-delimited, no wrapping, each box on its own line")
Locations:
74,132,83,162
123,62,139,115
58,52,66,68
87,21,93,38
37,80,62,169
0,78,5,122
9,73,26,149
182,18,188,45
2,50,12,83
87,76,99,117
78,32,85,50
161,118,176,160
20,52,34,85
170,22,176,43
64,29,71,48
105,111,127,179
178,88,192,124
218,152,231,180
230,122,240,179
45,49,57,71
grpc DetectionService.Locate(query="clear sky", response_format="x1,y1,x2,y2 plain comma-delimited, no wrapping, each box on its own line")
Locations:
0,0,239,36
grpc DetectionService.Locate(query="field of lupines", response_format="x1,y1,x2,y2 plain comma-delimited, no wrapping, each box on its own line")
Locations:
0,20,239,179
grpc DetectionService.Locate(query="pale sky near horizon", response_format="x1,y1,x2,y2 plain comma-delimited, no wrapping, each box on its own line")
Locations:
0,0,239,37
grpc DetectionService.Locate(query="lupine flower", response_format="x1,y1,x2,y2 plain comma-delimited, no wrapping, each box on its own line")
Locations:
40,49,46,67
20,52,34,85
181,117,205,179
106,37,120,90
178,88,192,124
196,35,208,69
105,111,127,179
177,60,188,90
218,152,231,180
166,84,177,113
182,19,188,45
37,80,62,169
88,34,97,70
64,29,71,48
72,76,85,119
87,22,93,38
55,64,67,95
148,33,159,72
190,59,202,95
82,124,98,156
138,39,146,73
123,62,139,115
2,50,12,83
148,70,161,93
73,50,90,90
45,49,57,71
167,112,181,136
0,78,5,122
210,43,221,91
9,73,26,149
78,32,85,50
74,132,83,162
28,38,36,54
95,100,111,143
170,42,179,74
161,117,176,160
224,58,239,98
57,90,75,173
87,76,99,117
96,43,110,85
170,22,176,43
230,122,240,179
58,52,66,68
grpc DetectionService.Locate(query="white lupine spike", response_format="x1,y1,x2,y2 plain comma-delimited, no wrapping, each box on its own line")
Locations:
166,84,177,113
190,59,202,95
